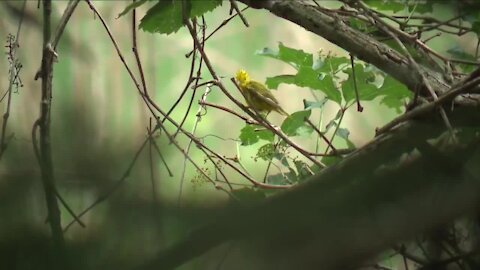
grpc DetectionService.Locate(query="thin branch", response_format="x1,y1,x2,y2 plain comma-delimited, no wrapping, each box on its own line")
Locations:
324,107,345,155
0,0,26,160
52,0,80,50
149,135,174,177
172,17,203,139
131,2,173,178
185,6,249,58
349,54,364,112
229,0,249,27
155,119,232,195
178,84,215,204
161,28,198,123
304,118,337,153
200,101,258,124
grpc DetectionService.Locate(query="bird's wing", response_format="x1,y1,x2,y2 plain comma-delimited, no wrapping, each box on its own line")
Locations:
245,81,281,107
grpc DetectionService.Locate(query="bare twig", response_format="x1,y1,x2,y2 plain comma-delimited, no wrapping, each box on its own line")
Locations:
178,84,214,204
173,17,205,139
304,118,337,153
200,101,259,124
324,107,346,155
35,0,80,80
162,25,198,123
149,135,174,177
131,3,173,178
147,121,159,205
185,6,249,58
349,54,363,112
229,0,249,27
52,0,80,50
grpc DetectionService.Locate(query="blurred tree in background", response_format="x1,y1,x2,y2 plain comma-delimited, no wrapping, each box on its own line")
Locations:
1,0,480,269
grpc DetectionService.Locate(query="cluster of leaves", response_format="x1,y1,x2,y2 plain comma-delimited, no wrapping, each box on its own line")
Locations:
120,0,480,74
257,43,411,110
238,43,411,186
190,158,224,190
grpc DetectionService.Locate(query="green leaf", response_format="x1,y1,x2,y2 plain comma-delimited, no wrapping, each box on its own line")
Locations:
257,128,275,142
294,160,313,182
265,75,295,89
473,21,480,36
457,64,478,74
239,125,257,146
277,42,313,68
303,98,328,110
325,109,343,133
256,42,313,69
447,46,477,62
337,127,350,141
258,44,345,104
325,120,337,132
231,188,266,205
266,69,341,104
341,64,378,103
287,166,298,182
239,125,274,146
267,173,291,185
118,0,151,18
408,1,433,14
336,128,356,149
446,46,479,73
296,66,342,104
139,0,222,35
281,110,313,136
318,56,349,74
378,76,412,113
321,156,342,167
255,47,277,59
275,151,289,167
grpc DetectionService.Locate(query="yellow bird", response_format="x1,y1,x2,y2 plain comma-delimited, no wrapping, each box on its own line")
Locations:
235,69,289,116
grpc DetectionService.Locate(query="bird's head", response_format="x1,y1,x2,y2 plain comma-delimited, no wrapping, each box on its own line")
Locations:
235,69,250,86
